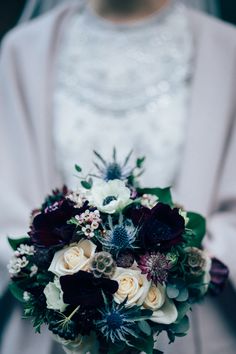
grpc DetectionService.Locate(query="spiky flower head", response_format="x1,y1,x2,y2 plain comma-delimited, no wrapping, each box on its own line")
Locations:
90,252,116,278
138,252,171,285
95,296,152,344
93,149,134,182
101,215,137,256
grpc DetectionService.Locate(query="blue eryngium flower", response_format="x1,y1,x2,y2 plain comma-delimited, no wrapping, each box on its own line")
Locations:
100,214,138,255
95,295,152,343
93,149,134,181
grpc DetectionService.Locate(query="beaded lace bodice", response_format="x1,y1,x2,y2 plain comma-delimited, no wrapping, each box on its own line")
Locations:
53,1,193,188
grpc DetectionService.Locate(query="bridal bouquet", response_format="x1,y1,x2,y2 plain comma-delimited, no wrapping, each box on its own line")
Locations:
8,150,229,354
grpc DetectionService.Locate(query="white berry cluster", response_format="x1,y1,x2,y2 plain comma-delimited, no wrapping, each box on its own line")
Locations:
8,256,29,276
75,209,101,238
14,244,35,257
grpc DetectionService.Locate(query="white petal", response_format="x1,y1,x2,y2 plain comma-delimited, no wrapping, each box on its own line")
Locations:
151,297,178,324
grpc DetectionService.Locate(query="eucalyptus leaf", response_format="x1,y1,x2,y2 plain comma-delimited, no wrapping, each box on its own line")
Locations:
167,284,179,299
176,287,189,302
171,315,190,334
176,302,191,322
138,321,152,336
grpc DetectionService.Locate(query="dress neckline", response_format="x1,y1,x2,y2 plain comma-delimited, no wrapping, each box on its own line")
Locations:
84,0,175,32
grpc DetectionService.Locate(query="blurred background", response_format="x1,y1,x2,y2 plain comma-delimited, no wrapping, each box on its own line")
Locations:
0,0,236,41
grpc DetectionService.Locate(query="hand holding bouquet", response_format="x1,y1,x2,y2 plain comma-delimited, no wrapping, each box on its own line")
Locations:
8,150,229,354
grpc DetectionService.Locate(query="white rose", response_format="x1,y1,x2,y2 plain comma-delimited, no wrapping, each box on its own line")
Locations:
144,283,178,325
48,239,96,277
89,180,132,214
112,267,151,306
44,277,67,312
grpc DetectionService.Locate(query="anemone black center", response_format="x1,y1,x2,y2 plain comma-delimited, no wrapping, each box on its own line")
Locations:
106,311,123,330
103,196,117,206
148,220,174,241
105,163,122,180
112,226,129,247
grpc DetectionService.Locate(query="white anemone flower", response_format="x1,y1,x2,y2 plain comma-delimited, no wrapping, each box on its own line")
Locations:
89,179,132,214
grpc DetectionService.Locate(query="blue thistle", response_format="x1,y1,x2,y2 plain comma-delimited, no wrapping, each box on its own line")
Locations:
93,149,134,181
95,295,152,343
100,214,138,255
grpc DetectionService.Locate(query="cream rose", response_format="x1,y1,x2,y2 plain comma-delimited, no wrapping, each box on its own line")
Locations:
112,267,151,306
48,239,96,277
144,283,178,325
44,277,67,312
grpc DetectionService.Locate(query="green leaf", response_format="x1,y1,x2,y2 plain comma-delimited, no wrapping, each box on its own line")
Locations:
137,187,173,206
8,236,30,251
81,180,92,189
153,350,164,354
186,212,206,247
171,315,190,334
138,321,152,336
107,342,126,354
8,282,25,302
176,287,189,302
75,164,82,173
176,302,191,322
128,334,154,354
136,157,145,169
167,284,179,299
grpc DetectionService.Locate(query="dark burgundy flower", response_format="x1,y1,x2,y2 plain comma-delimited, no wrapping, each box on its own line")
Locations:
138,203,185,250
209,258,229,295
125,203,150,226
60,271,119,308
41,186,69,212
29,199,79,247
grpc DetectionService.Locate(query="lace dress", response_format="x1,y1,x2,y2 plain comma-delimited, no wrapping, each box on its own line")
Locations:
53,0,193,189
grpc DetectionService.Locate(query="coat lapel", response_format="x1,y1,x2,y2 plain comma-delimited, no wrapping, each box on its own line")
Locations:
176,11,235,214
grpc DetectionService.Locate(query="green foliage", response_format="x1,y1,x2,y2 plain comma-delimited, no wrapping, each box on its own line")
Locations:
8,236,30,251
137,187,173,207
185,212,206,247
24,297,49,333
75,164,82,173
8,282,25,302
138,320,152,336
128,333,154,354
81,180,92,189
170,315,190,334
136,157,146,169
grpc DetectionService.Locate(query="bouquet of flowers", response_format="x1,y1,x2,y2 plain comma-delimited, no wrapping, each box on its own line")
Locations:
8,150,229,354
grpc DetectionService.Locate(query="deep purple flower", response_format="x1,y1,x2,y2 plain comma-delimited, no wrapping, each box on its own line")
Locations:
138,203,185,250
60,271,119,308
209,258,229,295
29,199,79,247
138,252,171,285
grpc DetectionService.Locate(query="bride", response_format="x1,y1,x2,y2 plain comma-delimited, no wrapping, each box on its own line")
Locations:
0,0,236,353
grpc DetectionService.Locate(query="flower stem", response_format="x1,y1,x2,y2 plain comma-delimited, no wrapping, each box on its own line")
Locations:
68,306,80,321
